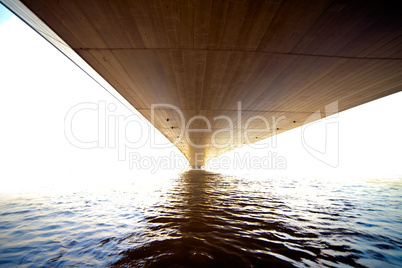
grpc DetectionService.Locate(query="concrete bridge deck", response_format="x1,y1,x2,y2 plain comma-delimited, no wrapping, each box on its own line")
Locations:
2,0,401,166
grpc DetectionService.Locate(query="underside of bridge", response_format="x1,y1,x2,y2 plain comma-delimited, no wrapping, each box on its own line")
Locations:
2,0,401,167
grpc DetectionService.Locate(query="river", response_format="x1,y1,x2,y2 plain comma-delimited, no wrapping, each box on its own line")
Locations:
0,170,401,267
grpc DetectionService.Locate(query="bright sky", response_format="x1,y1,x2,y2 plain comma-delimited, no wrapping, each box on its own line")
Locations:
0,4,401,193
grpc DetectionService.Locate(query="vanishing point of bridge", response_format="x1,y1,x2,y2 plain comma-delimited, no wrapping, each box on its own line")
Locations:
2,0,401,167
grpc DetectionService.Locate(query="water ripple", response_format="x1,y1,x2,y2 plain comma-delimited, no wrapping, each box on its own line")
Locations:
0,171,401,267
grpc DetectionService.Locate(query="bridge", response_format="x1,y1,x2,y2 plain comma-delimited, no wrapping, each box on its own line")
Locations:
2,0,401,167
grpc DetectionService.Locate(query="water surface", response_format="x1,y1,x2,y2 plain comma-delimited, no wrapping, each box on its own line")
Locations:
0,171,401,267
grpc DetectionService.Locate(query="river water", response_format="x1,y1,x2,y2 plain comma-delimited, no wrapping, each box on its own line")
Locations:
0,170,401,267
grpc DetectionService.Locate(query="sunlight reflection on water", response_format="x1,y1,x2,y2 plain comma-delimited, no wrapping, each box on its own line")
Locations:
0,171,401,267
